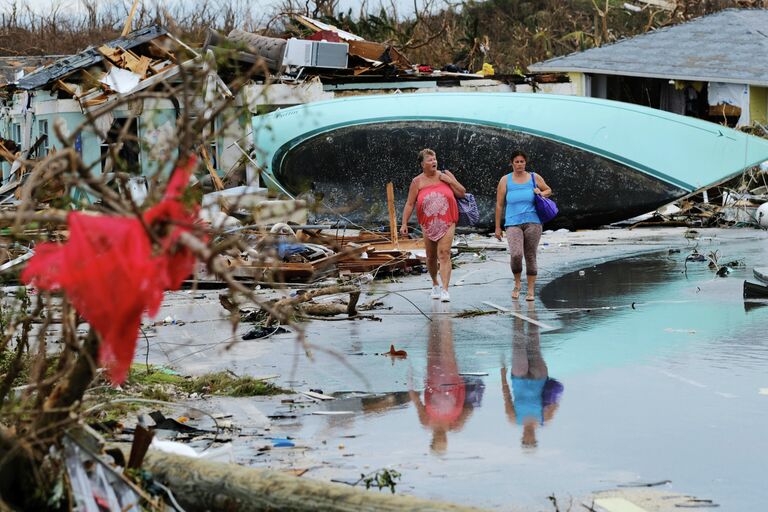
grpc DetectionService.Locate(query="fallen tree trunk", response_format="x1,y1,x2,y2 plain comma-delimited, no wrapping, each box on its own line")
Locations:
143,452,490,512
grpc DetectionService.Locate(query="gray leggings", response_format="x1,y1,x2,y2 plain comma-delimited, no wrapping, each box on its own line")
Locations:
506,224,542,276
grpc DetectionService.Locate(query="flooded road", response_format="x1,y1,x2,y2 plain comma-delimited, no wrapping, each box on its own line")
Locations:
259,239,767,511
149,229,768,511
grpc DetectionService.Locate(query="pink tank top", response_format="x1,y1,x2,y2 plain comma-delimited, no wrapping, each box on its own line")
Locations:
416,181,459,241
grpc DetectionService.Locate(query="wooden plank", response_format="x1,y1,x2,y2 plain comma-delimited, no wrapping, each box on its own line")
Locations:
709,104,741,117
482,301,555,330
347,40,386,61
300,390,335,401
121,0,141,36
386,182,398,247
125,55,152,78
311,244,372,272
54,80,78,97
200,145,224,191
97,45,124,65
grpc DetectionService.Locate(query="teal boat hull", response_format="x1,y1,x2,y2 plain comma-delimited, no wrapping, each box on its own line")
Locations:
253,93,768,228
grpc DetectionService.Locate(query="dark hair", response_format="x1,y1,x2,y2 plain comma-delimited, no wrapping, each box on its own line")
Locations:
418,148,436,164
510,150,527,162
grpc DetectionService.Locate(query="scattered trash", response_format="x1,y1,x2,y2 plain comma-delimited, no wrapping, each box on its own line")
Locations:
148,411,212,434
715,266,731,277
617,479,671,488
301,390,336,401
674,498,720,508
242,325,289,339
383,344,407,358
271,438,295,448
151,438,235,462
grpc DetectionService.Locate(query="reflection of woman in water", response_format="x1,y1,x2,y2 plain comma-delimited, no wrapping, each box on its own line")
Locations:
410,304,476,454
501,301,563,448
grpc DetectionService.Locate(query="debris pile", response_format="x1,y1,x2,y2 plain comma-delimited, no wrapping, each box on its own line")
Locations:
626,165,768,229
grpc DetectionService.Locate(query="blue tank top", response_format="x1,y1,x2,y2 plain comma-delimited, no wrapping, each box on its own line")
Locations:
511,377,547,425
504,173,541,227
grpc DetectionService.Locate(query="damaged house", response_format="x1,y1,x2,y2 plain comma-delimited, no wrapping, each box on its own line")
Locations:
0,17,521,198
0,25,250,196
528,8,768,128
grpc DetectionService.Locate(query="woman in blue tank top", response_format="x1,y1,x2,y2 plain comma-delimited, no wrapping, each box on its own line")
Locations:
494,151,553,300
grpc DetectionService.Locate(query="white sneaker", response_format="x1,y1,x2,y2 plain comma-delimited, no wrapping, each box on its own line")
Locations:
440,289,450,302
430,286,441,300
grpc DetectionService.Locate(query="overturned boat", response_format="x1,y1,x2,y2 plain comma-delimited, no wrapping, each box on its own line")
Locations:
252,93,768,229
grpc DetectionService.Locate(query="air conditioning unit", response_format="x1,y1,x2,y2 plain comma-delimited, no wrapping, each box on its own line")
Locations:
282,38,348,69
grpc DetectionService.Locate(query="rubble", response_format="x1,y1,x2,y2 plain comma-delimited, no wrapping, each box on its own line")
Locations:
623,165,768,229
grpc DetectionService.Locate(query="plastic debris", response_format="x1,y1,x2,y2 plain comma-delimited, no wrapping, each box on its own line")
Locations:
384,344,407,358
271,438,295,448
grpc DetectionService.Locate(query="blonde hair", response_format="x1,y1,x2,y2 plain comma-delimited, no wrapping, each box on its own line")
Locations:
418,148,436,164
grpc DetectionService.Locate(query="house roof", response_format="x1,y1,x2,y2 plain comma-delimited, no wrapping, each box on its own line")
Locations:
15,25,167,90
528,9,768,86
0,56,70,86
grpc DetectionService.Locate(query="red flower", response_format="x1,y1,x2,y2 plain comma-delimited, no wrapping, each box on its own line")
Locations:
22,157,200,384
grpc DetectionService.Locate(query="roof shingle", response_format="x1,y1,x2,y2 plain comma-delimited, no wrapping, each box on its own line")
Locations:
529,9,768,86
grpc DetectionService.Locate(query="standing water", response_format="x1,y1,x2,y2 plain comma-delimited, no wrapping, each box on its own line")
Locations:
247,237,768,511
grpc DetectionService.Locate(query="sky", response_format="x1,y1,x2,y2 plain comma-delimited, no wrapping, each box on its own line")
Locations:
15,0,440,22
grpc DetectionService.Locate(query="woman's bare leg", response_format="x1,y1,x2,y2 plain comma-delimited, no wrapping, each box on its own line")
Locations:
424,237,439,287
437,224,456,291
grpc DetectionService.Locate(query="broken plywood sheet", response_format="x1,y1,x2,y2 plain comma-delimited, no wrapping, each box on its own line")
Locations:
347,40,411,69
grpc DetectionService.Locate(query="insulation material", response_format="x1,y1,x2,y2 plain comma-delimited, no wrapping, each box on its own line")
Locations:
100,66,141,94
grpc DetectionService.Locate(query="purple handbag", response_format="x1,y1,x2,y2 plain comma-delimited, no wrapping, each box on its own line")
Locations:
456,193,479,226
531,172,558,223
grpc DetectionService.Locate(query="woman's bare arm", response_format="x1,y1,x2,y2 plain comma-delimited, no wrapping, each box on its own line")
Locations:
400,177,420,235
534,173,552,198
440,170,466,198
495,175,506,240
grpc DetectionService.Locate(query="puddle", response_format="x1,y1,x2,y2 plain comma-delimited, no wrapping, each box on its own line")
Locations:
253,239,768,511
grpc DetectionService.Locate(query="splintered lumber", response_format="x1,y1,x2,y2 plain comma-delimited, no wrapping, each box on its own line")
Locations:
368,237,424,252
273,285,359,310
54,80,78,97
142,452,490,512
298,230,390,245
118,47,145,74
148,40,176,61
98,45,124,65
200,145,225,191
310,244,370,272
125,55,152,78
230,261,316,282
121,0,141,36
299,290,360,317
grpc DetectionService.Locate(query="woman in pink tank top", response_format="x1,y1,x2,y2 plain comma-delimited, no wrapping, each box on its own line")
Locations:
400,148,466,302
